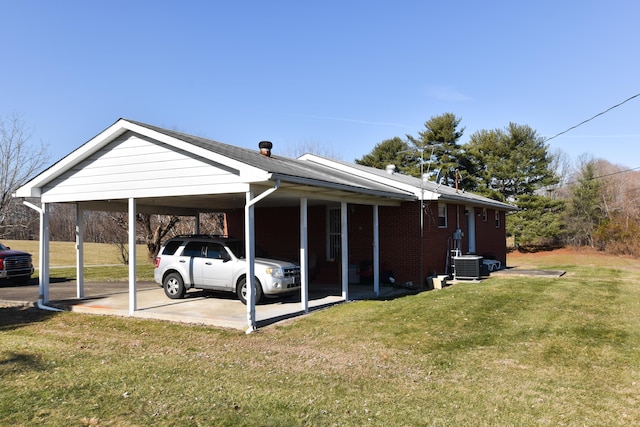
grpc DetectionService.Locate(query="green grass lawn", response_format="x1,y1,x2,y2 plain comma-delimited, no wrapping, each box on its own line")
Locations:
1,249,639,426
3,240,152,267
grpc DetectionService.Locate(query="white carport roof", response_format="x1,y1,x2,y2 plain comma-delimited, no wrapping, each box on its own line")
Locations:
15,118,416,213
13,118,421,333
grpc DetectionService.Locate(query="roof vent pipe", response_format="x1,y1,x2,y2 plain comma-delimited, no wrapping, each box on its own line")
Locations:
385,164,396,174
259,141,273,157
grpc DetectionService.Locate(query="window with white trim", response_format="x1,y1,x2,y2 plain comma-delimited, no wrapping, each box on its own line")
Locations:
482,208,488,222
438,203,447,228
495,211,501,228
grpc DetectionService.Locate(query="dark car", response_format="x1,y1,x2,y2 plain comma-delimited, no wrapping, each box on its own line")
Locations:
0,242,34,285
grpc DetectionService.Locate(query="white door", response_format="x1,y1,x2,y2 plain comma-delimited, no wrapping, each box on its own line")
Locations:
198,242,235,289
467,207,476,254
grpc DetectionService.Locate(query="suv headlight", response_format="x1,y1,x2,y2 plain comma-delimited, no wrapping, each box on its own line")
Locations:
266,267,284,278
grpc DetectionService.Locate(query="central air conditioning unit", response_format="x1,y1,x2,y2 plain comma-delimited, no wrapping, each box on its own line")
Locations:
453,255,483,280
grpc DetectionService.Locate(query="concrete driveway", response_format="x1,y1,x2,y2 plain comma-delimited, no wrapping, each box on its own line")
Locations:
0,279,413,331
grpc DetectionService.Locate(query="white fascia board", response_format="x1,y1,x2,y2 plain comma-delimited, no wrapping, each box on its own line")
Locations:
14,120,130,197
14,119,271,198
299,154,437,200
39,182,252,204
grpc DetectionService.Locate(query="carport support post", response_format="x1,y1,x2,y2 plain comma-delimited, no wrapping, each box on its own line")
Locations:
128,198,137,314
300,197,309,313
243,181,280,333
373,205,380,296
245,191,256,332
40,202,51,304
76,204,85,299
341,202,349,301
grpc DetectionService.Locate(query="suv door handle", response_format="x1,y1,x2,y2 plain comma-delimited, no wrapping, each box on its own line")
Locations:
205,262,212,265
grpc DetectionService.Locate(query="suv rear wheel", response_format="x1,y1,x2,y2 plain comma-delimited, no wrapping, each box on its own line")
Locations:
163,272,186,299
237,276,263,305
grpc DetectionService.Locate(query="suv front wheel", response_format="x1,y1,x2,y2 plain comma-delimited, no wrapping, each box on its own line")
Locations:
163,272,186,299
237,276,263,305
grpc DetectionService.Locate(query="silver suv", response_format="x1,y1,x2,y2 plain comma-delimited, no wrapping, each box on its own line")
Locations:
153,235,301,304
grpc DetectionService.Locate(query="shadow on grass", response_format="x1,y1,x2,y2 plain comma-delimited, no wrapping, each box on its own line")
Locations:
0,350,46,375
257,286,420,328
2,277,73,287
0,304,58,332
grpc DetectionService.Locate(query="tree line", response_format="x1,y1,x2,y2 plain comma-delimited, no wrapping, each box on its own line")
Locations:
355,113,640,255
1,112,639,262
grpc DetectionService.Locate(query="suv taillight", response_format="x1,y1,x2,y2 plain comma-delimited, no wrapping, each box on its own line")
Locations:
154,257,160,268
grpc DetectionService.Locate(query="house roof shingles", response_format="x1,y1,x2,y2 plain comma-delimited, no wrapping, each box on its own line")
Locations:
129,120,416,201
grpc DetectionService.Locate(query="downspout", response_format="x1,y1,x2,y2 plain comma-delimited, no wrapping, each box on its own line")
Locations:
22,200,62,312
244,180,280,333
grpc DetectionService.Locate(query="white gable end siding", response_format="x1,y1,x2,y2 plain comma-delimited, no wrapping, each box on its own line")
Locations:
41,133,254,203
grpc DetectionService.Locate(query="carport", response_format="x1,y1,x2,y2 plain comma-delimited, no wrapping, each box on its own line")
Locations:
14,119,414,332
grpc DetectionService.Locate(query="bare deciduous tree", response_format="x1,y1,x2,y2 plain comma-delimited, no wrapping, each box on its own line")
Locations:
139,214,181,263
548,148,572,199
279,139,342,160
0,112,50,236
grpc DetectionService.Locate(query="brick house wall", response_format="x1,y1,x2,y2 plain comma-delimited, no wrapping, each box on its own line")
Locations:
225,205,330,280
473,208,507,263
224,201,507,286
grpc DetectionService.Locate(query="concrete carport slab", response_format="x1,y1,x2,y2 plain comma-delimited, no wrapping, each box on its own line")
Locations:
34,281,413,331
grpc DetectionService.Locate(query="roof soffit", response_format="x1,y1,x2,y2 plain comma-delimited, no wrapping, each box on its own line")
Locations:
298,154,438,199
299,154,516,211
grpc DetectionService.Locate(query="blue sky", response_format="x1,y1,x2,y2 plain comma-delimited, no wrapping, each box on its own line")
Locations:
2,1,639,171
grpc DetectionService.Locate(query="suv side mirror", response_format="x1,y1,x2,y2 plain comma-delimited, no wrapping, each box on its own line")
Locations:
221,252,231,262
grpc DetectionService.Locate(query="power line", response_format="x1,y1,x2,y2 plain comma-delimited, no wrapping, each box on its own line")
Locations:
587,165,640,181
558,165,640,188
545,92,640,142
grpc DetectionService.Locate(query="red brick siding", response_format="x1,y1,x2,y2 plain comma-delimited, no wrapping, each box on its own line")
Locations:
225,206,327,264
224,201,507,285
473,208,507,265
